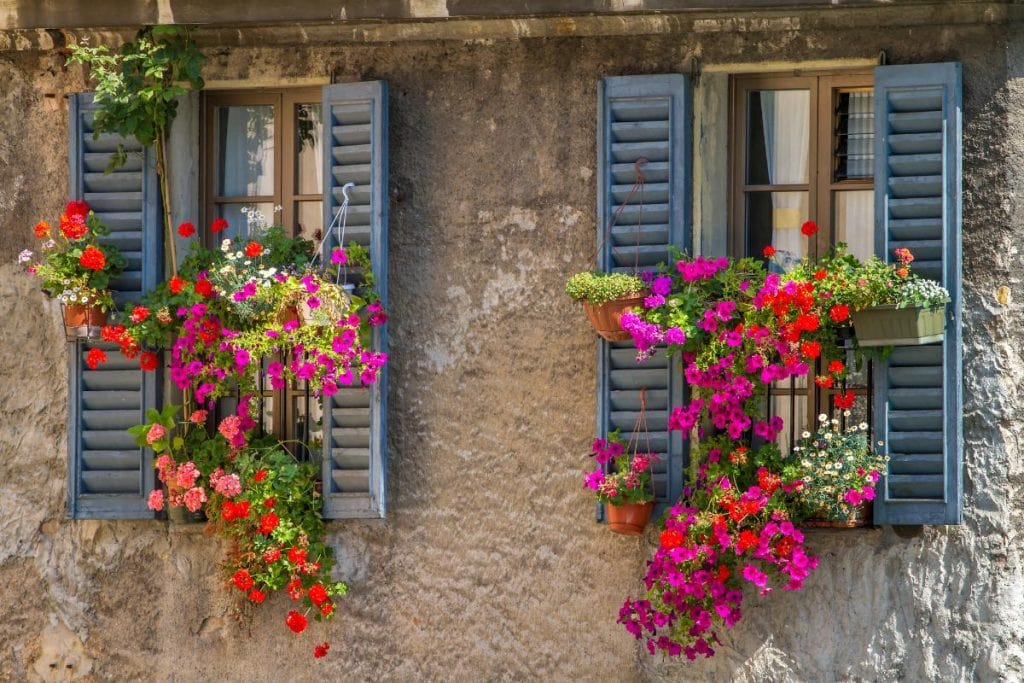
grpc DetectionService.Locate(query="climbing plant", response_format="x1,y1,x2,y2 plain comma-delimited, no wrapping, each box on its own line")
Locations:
67,25,205,273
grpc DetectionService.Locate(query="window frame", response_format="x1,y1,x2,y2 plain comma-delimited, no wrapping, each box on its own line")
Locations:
728,69,875,434
200,87,325,451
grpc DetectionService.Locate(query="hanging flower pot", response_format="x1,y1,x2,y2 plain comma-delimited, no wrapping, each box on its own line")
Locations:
803,501,873,529
62,303,107,340
581,292,649,342
605,500,655,535
167,502,208,524
851,304,946,347
566,272,648,342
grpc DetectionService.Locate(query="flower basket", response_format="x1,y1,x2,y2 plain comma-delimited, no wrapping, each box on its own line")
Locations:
582,292,648,342
803,502,873,529
605,501,654,535
852,304,946,347
62,303,106,340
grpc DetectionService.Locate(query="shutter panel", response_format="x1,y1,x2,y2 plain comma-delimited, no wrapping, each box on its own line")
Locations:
320,81,388,519
67,93,161,519
872,63,963,525
596,75,691,519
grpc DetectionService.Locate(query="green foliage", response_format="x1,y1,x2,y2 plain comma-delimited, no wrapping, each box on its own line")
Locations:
565,271,646,304
67,26,204,170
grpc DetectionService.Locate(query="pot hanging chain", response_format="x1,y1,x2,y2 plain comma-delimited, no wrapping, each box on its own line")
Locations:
592,157,648,275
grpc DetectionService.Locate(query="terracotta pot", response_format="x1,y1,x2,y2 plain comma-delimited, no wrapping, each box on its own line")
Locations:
803,502,873,529
62,303,106,339
581,291,648,342
167,505,208,524
277,305,301,326
605,501,655,535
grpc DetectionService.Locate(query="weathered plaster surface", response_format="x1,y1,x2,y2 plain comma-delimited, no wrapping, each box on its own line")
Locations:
0,17,1020,681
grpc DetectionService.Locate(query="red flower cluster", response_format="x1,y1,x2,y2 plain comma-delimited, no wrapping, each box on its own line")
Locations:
85,348,107,369
177,222,196,238
245,241,263,258
258,512,279,534
211,218,229,233
222,500,251,522
313,642,330,659
60,202,89,240
194,278,214,298
79,245,106,271
232,569,254,591
285,610,308,634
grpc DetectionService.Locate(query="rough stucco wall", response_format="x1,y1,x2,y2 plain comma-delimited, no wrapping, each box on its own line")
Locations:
0,19,1021,682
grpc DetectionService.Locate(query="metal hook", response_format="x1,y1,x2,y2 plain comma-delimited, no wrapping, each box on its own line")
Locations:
341,182,355,202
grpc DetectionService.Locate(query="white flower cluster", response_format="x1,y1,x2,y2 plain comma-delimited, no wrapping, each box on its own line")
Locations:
896,278,950,307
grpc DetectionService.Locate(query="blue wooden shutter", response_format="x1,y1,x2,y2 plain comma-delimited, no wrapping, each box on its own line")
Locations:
872,63,963,525
67,93,161,519
320,81,388,519
596,75,691,519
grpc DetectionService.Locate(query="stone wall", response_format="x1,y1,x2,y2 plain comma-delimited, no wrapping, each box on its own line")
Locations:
0,12,1021,681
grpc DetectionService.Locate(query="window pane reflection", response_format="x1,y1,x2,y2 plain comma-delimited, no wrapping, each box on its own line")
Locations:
746,191,809,271
216,105,275,197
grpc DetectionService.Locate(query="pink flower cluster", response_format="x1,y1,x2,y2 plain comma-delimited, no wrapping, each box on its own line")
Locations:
150,455,208,513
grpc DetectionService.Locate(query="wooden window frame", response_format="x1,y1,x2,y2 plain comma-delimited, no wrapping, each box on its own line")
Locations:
202,87,322,245
200,87,324,450
728,70,874,432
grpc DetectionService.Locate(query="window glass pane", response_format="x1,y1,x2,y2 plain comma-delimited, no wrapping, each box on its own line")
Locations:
295,103,323,195
746,90,810,185
261,395,276,435
834,90,875,181
745,191,809,271
835,190,874,261
216,105,275,197
770,394,807,457
296,201,323,242
216,202,276,240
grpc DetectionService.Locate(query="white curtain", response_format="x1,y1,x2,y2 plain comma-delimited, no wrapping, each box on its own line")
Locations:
760,90,810,272
220,106,275,198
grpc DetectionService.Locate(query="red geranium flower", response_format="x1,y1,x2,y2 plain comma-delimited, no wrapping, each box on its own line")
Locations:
253,469,268,482
258,512,279,535
285,610,308,634
287,579,305,601
130,306,150,323
34,221,51,238
263,497,275,508
245,241,263,258
248,589,266,604
800,341,821,359
813,268,827,281
801,220,819,236
139,351,158,372
194,278,213,298
737,529,759,553
288,547,307,565
60,213,88,240
313,642,330,659
833,391,856,410
85,348,107,369
762,245,776,258
308,583,328,606
79,245,106,271
232,569,253,591
66,200,89,219
168,276,185,294
659,529,684,549
829,304,850,323
211,217,229,233
814,375,834,389
828,359,846,374
716,564,730,582
320,602,334,617
177,222,196,238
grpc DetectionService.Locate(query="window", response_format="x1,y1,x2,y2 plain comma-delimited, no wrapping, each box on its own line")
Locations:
203,89,325,456
730,72,875,452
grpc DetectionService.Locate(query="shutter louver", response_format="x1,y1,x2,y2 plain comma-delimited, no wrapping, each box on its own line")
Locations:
320,81,388,519
872,63,963,525
596,75,691,519
67,93,160,519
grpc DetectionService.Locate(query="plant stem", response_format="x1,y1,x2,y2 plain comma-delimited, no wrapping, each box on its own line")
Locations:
154,128,177,276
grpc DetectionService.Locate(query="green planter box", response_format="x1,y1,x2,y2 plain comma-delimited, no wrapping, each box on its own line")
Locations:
851,304,947,347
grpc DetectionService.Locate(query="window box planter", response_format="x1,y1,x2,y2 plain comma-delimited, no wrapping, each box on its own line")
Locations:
582,292,648,342
852,304,946,347
605,500,654,535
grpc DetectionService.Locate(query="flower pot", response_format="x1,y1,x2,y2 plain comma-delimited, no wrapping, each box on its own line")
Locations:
851,304,946,347
62,303,106,339
581,292,648,342
605,501,655,535
803,502,873,529
167,505,208,525
277,305,301,326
